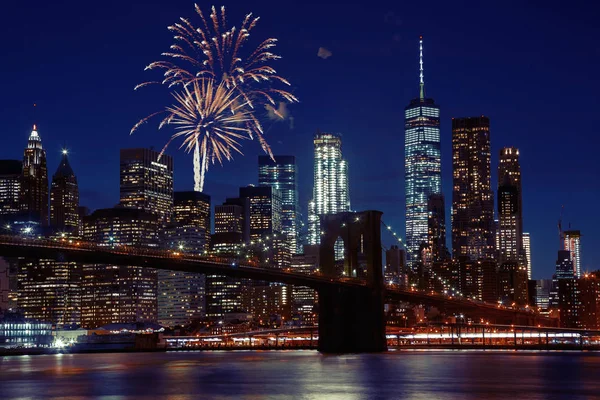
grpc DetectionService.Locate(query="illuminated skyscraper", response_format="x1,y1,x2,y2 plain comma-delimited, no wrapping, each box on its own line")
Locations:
206,197,250,321
81,208,159,328
308,132,350,245
50,150,79,233
427,194,448,262
564,230,582,278
404,37,441,263
158,191,210,327
451,116,495,260
497,147,524,267
20,125,49,226
258,156,300,253
119,148,173,223
523,232,532,279
0,160,22,218
239,185,282,241
17,258,81,327
171,191,211,252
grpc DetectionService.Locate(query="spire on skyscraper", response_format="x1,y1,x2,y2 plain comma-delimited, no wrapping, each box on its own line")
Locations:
419,36,425,100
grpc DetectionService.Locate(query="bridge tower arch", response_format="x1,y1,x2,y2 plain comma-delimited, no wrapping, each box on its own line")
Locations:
317,210,387,353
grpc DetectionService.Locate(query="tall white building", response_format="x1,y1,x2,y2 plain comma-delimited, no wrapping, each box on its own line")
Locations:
523,232,531,279
405,37,441,263
563,230,581,278
308,132,350,246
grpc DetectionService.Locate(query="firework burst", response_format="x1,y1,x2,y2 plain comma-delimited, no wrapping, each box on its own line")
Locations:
137,4,298,107
133,4,297,191
131,79,266,192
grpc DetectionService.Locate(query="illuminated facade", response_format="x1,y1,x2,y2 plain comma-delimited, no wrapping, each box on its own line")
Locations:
523,232,532,279
239,185,282,241
81,208,159,328
213,197,250,247
20,125,49,226
0,160,22,218
205,275,243,320
497,147,525,267
50,150,80,233
158,191,210,327
451,116,495,261
308,132,350,245
119,148,173,224
258,155,300,253
290,245,319,325
207,197,250,321
404,37,441,263
157,269,205,327
564,230,582,278
170,191,211,252
427,194,448,262
550,250,576,308
17,259,81,327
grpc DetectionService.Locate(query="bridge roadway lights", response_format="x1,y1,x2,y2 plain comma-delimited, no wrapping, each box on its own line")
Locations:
317,210,387,353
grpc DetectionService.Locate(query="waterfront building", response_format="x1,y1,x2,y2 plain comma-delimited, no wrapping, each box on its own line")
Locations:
158,191,210,327
0,314,53,348
81,208,159,328
17,258,81,327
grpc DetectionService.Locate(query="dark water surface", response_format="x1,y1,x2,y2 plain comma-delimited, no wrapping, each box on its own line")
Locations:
2,350,599,399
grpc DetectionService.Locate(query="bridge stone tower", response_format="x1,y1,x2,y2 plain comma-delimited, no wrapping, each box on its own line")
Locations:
317,210,387,353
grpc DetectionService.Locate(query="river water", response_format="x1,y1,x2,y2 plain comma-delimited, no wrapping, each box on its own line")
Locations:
1,350,599,399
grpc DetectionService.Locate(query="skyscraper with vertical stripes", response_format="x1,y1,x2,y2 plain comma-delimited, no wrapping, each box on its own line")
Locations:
308,132,350,246
404,37,441,264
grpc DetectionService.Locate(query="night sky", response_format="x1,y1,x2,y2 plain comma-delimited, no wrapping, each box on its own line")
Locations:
1,0,598,279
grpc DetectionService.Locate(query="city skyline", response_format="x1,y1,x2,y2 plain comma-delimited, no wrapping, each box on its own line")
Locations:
0,1,598,278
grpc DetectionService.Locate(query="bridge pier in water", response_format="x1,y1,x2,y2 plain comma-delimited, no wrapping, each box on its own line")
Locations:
318,210,387,353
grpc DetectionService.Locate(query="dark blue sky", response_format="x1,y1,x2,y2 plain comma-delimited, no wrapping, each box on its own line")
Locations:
1,0,598,279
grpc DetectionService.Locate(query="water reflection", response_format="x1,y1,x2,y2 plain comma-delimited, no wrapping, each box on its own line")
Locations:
1,350,600,399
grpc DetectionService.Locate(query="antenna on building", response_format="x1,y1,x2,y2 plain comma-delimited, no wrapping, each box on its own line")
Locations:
558,205,564,250
419,36,425,100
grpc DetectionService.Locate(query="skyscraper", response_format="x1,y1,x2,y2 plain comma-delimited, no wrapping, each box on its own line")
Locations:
239,185,282,241
81,208,159,328
497,147,524,265
549,249,576,308
523,232,532,279
50,150,79,233
20,125,49,226
308,132,350,245
212,197,250,249
119,148,174,223
158,191,210,327
564,230,582,278
427,194,448,262
258,156,300,253
0,160,22,219
206,197,250,321
17,258,81,327
171,191,211,252
404,37,442,264
451,116,495,261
